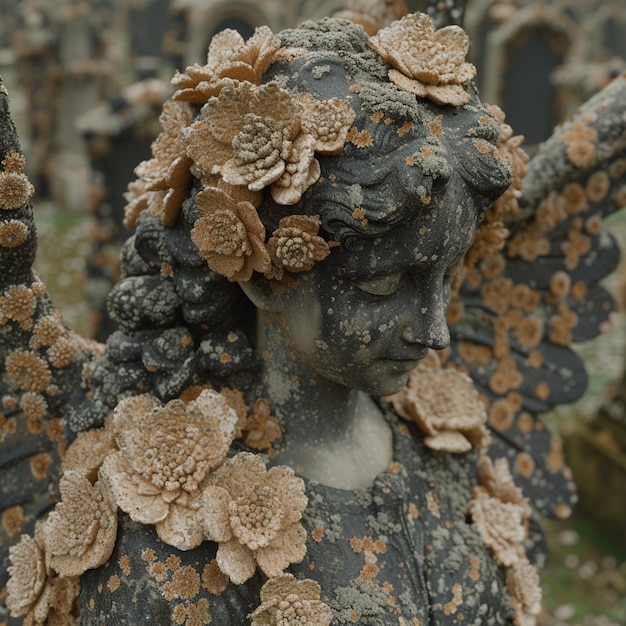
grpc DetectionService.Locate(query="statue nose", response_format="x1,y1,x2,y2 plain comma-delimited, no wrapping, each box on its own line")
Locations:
401,284,451,350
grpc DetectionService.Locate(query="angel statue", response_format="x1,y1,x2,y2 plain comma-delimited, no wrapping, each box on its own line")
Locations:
1,8,625,626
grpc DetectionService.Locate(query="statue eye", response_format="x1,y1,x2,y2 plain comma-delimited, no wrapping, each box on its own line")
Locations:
356,274,402,297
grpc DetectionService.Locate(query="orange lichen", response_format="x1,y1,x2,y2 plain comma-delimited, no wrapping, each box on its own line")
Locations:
514,317,544,350
443,583,463,616
249,574,333,626
202,560,229,595
29,313,64,349
47,418,65,442
570,280,588,301
100,390,238,551
162,565,201,601
190,186,271,282
562,182,587,215
514,452,536,478
429,119,443,136
30,452,52,480
267,214,331,277
369,13,475,106
426,491,441,518
20,391,47,422
198,452,307,583
119,554,131,576
488,398,515,432
47,336,78,368
0,152,35,209
107,575,121,593
5,350,52,392
397,121,414,137
2,505,25,537
0,284,37,330
347,126,374,148
0,219,29,247
242,397,282,451
566,141,596,168
586,170,610,202
390,354,489,453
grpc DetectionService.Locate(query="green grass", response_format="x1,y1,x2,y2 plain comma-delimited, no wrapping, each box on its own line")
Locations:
31,202,91,337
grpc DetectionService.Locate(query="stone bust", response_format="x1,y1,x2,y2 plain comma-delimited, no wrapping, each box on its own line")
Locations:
1,11,625,626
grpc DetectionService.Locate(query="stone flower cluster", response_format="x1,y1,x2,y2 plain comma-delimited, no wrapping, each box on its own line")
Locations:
6,389,319,623
369,13,476,106
468,453,542,626
124,25,355,283
389,350,491,453
125,14,480,284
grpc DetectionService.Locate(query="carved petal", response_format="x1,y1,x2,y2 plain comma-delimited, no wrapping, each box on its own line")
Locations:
216,539,256,584
198,485,233,543
255,523,307,577
156,501,204,551
100,453,169,525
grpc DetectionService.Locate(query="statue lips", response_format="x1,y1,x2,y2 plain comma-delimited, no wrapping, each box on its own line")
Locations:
380,347,430,369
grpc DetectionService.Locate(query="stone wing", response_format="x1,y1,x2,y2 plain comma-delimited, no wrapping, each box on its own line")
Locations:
446,75,626,518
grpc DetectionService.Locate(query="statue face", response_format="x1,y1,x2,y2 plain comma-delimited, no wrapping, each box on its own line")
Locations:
268,179,481,396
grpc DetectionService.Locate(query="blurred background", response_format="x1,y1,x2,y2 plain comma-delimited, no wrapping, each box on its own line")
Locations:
0,0,625,623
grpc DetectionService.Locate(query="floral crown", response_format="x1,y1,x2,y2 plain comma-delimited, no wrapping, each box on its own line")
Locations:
124,14,519,283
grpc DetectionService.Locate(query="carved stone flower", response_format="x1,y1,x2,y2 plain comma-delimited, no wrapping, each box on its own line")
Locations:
476,453,532,518
467,485,527,567
44,470,117,576
99,390,238,551
135,100,194,191
172,26,281,103
506,558,543,626
389,352,490,452
369,13,476,106
190,186,271,281
249,574,333,626
129,99,195,227
61,425,116,483
267,215,331,276
6,526,80,624
468,454,532,568
198,452,308,584
185,80,355,205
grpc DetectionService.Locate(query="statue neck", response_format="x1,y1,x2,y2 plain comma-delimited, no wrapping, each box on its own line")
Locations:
254,310,393,489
